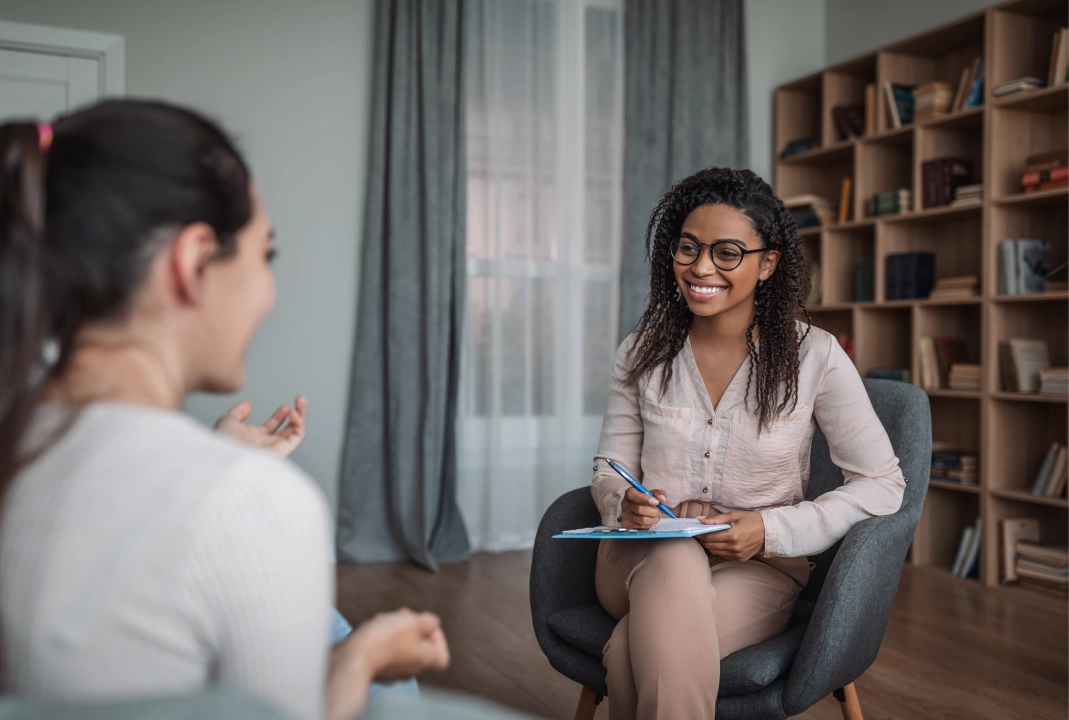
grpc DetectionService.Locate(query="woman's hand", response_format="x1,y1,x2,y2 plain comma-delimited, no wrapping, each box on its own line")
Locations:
695,510,765,561
620,487,669,529
214,395,307,457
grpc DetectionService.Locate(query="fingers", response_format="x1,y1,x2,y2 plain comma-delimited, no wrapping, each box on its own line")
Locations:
624,488,659,506
294,395,308,420
698,512,736,525
216,401,252,426
262,404,292,433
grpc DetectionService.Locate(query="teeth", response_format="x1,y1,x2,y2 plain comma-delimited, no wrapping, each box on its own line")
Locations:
690,284,725,295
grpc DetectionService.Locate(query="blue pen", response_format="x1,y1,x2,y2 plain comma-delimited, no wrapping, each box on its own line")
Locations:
605,459,677,519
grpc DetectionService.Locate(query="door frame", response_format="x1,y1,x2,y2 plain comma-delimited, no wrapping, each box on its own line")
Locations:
0,20,125,96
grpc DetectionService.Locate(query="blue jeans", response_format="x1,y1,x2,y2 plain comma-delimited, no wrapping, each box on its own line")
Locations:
331,608,420,703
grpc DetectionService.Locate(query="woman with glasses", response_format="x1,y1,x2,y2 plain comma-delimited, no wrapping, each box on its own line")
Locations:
590,167,905,719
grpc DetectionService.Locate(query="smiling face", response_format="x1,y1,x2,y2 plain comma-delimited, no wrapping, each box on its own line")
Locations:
672,204,780,320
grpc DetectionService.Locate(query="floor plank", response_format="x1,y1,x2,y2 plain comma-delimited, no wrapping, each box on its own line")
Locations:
337,553,1067,720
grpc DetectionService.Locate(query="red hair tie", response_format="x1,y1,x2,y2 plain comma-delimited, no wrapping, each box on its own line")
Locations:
38,123,53,152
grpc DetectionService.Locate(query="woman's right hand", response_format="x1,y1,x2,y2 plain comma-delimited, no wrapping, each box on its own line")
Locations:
349,608,450,681
620,487,669,529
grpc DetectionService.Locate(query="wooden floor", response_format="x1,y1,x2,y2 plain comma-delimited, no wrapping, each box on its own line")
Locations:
336,552,1068,720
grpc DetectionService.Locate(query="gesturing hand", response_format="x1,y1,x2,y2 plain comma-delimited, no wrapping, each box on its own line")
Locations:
620,487,669,529
695,510,765,561
214,395,307,458
349,608,450,681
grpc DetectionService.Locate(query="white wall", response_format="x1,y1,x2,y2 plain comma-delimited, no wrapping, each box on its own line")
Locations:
825,0,1001,65
0,0,375,508
745,0,826,183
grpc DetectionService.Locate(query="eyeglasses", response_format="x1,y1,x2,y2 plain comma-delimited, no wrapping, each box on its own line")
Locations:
669,238,767,271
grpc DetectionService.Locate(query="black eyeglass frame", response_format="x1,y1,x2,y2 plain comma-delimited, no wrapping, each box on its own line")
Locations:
669,238,769,271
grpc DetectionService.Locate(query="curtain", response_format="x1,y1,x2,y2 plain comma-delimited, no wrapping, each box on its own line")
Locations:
458,0,625,551
617,0,749,340
336,0,471,571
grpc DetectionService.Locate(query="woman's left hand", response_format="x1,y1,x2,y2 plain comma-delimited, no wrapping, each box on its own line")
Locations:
214,395,308,458
695,510,765,561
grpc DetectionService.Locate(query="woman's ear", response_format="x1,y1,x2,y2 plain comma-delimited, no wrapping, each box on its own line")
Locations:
169,222,220,305
758,249,780,282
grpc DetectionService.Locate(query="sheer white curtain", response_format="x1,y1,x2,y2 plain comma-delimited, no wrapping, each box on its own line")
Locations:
459,0,625,551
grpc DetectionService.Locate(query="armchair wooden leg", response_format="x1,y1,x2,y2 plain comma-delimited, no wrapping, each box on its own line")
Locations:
833,683,863,720
573,685,602,720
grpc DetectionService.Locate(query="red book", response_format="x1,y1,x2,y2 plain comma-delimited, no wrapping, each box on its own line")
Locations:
1022,166,1069,185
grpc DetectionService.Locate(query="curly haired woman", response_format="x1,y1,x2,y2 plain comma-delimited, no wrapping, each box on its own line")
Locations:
591,167,906,719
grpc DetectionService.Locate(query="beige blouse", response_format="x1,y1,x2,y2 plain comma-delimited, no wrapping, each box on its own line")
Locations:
591,324,906,558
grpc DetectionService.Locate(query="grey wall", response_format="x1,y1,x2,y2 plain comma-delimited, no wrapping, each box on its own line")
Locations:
825,0,1001,65
745,0,825,183
0,0,375,508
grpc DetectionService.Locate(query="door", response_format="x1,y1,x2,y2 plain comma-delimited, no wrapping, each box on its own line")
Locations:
0,19,124,122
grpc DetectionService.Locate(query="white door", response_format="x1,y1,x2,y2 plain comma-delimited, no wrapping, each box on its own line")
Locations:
0,20,124,122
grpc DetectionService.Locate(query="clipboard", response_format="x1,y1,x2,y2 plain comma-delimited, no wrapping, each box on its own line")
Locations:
553,518,731,539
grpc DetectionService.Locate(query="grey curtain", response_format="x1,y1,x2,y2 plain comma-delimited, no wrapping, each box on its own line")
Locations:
337,0,470,571
618,0,749,340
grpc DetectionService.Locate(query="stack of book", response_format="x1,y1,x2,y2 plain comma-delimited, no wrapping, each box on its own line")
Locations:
1015,543,1068,598
1039,367,1069,396
783,194,836,228
912,81,954,121
992,76,1045,97
948,364,981,392
1020,150,1068,193
883,82,915,128
780,138,819,159
929,275,979,300
831,105,865,140
921,158,974,208
931,446,979,486
885,252,934,300
999,338,1050,393
918,335,969,390
867,368,910,383
1001,518,1039,584
866,188,911,217
951,518,982,579
854,256,873,302
950,56,984,113
951,183,982,207
1048,27,1068,88
998,239,1052,295
1031,442,1068,498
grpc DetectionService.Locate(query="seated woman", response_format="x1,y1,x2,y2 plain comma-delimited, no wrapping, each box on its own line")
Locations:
591,168,905,720
0,101,445,720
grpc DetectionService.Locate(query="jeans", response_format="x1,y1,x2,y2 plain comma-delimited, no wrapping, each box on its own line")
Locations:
331,608,420,703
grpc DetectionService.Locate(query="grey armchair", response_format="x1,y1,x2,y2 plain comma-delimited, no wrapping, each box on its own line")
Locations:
530,379,931,720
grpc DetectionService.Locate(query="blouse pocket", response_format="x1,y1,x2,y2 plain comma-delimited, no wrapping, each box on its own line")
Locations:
721,405,812,509
637,399,694,494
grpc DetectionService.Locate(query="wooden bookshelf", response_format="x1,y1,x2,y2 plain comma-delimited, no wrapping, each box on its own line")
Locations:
775,0,1069,601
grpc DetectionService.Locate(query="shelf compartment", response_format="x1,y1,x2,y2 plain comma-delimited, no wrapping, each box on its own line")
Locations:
911,486,980,574
989,300,1068,395
988,200,1068,302
987,399,1068,495
983,493,1068,590
822,226,875,304
929,394,981,455
915,122,983,212
775,72,822,161
877,210,983,302
994,86,1069,112
989,106,1069,199
823,58,876,145
990,488,1069,509
990,2,1069,90
855,306,911,378
915,304,982,391
806,308,853,344
856,134,914,219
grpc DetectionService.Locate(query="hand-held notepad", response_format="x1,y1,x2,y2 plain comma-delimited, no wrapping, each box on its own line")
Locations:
553,518,731,539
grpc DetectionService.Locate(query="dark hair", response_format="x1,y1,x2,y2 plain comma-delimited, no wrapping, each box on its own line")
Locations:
625,167,811,429
0,99,252,500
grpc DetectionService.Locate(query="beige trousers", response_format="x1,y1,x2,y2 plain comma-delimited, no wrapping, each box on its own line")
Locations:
595,502,810,720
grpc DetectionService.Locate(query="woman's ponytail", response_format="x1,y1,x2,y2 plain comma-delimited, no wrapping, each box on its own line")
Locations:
0,122,51,501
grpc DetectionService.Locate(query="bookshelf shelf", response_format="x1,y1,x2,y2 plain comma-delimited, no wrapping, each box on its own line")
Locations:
798,225,822,238
990,488,1069,508
930,479,982,494
776,0,1069,600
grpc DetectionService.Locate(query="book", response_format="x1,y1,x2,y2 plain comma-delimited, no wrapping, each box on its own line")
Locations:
832,105,865,140
992,76,1045,97
783,194,836,227
1045,444,1069,497
921,158,974,208
866,189,912,217
1000,518,1040,584
913,81,954,121
929,275,979,299
1031,442,1061,495
964,57,984,108
1021,166,1068,186
918,337,939,390
1008,338,1051,393
891,83,916,124
837,177,852,224
1017,542,1069,566
960,518,982,579
931,449,978,484
934,336,969,388
999,239,1052,295
1051,28,1068,88
885,252,934,300
951,65,972,113
951,525,975,577
864,83,876,136
1023,150,1068,173
884,81,901,128
1039,367,1069,397
947,363,981,392
855,255,873,302
780,138,820,158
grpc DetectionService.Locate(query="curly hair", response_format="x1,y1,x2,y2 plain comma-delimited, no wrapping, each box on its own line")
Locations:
624,167,811,430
